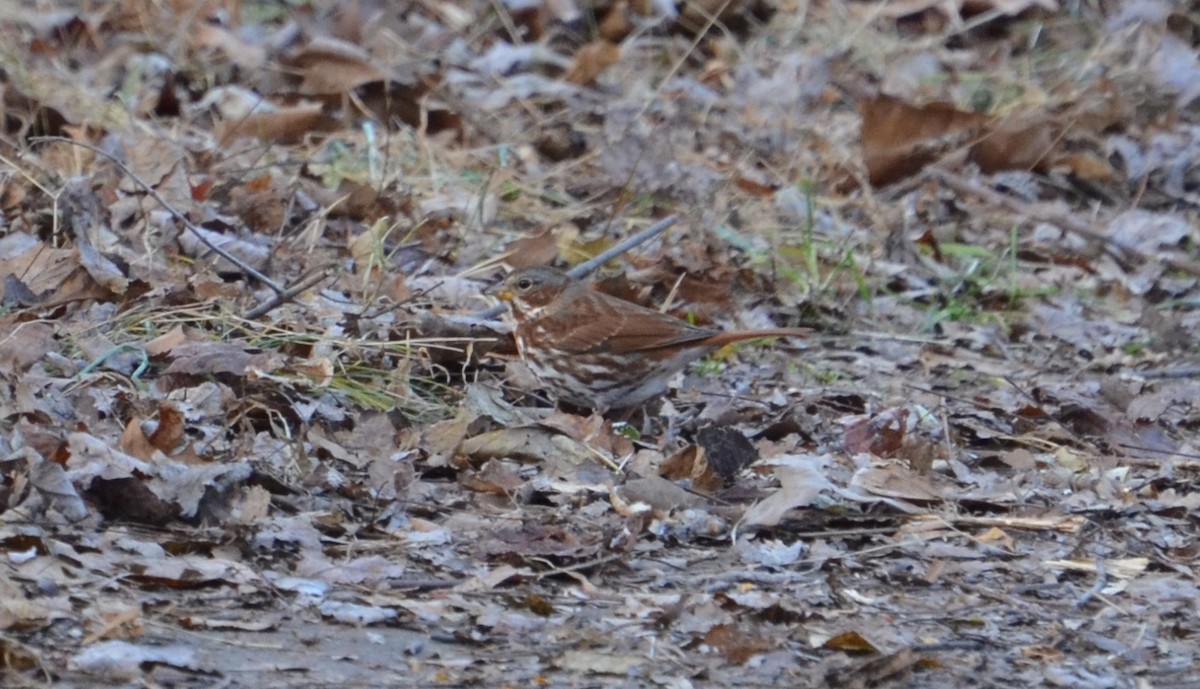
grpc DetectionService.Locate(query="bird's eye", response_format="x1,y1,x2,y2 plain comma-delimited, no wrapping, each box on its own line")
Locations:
516,278,533,290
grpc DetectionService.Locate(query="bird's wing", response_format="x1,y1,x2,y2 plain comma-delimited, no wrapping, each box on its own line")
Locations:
542,288,718,354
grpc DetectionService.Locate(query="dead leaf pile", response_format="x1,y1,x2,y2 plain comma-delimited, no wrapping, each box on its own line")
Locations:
0,1,1198,687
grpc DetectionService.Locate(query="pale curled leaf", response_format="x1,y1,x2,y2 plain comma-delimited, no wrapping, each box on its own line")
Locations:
70,640,200,680
1043,557,1149,580
617,475,706,512
27,450,90,522
66,432,154,482
555,649,644,676
738,454,834,531
176,226,271,272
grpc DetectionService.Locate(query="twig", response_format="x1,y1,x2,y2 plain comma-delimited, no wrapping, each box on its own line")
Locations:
471,213,678,319
567,214,678,279
912,640,989,652
787,525,904,539
943,167,1200,278
0,632,52,687
533,553,625,580
1002,374,1091,445
1137,367,1200,380
1074,556,1107,608
31,136,285,294
243,266,336,319
930,168,1157,274
908,513,1085,533
1116,443,1200,462
388,577,464,590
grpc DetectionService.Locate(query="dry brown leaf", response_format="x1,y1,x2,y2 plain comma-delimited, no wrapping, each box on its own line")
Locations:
148,403,185,454
502,227,562,269
1054,151,1117,181
972,112,1059,173
822,630,879,654
287,37,384,95
460,459,525,495
422,409,476,468
852,463,945,503
977,526,1016,551
0,321,56,373
459,426,600,469
162,342,284,377
860,94,988,186
118,137,187,192
617,475,706,512
353,78,462,135
0,239,79,305
564,41,620,85
660,444,724,494
0,573,72,631
536,409,634,459
142,325,188,357
119,418,156,462
216,103,337,144
703,622,774,664
82,605,144,645
842,408,909,457
599,1,633,42
190,23,266,71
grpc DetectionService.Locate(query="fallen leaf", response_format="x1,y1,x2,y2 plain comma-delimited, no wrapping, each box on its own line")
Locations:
564,41,620,85
738,455,833,531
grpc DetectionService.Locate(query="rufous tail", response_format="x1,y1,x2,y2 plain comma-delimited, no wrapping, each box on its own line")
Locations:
700,328,810,348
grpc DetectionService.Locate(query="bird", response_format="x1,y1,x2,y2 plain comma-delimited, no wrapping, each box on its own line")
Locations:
489,266,809,411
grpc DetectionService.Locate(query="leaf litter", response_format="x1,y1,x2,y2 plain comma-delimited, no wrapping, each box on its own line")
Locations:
0,1,1199,687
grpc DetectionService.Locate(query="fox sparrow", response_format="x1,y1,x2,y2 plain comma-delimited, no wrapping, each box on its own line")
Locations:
491,266,809,410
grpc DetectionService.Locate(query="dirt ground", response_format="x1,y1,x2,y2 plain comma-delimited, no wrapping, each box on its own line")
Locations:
1,1,1198,687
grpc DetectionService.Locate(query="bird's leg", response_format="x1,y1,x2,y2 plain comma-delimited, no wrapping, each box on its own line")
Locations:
606,405,655,440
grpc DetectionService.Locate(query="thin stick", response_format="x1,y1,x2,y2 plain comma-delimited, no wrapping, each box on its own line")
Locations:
31,136,285,294
1074,556,1107,608
1138,367,1200,380
471,213,678,319
533,553,625,580
567,214,678,279
243,266,336,319
932,168,1171,274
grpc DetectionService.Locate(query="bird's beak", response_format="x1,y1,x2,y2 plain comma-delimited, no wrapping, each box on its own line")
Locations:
484,280,515,302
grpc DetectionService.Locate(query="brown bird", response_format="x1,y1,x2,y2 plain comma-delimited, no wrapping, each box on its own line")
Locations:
490,266,809,411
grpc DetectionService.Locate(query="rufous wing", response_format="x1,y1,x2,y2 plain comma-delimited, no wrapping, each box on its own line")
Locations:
539,287,720,354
